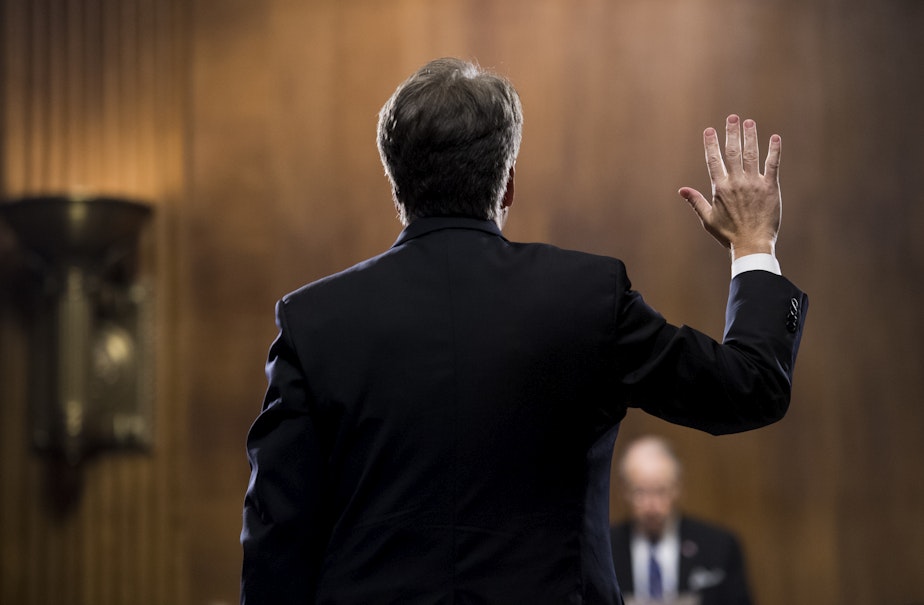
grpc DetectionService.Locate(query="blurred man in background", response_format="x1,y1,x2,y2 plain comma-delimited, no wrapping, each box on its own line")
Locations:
611,435,754,605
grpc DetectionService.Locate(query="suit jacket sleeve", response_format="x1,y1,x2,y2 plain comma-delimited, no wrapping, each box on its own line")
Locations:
618,269,808,434
719,533,753,605
240,300,328,604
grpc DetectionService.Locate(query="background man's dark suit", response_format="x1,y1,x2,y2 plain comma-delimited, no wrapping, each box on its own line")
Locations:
241,216,807,604
611,516,753,605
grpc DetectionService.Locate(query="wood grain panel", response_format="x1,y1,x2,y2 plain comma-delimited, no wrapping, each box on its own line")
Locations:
187,1,924,604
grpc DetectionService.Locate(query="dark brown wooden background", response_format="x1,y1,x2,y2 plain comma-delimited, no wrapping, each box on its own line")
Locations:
2,0,922,603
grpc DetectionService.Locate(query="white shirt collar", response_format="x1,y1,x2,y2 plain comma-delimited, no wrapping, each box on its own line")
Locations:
630,516,681,598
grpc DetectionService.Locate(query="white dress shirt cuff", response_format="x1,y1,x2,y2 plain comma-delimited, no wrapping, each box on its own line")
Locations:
731,253,781,278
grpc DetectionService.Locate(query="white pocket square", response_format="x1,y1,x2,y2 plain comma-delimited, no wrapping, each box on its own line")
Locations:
688,567,725,590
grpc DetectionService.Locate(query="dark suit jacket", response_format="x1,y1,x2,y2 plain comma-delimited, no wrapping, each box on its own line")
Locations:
610,516,753,605
241,217,807,604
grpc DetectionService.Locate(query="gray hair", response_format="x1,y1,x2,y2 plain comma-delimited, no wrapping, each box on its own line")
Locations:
377,58,523,225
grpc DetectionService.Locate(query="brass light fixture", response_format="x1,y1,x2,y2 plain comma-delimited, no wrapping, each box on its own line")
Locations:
0,195,154,466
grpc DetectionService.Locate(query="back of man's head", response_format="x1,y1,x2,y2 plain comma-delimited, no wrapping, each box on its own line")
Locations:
377,57,523,225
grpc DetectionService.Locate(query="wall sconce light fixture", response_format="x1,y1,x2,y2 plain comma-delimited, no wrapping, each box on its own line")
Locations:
0,195,154,466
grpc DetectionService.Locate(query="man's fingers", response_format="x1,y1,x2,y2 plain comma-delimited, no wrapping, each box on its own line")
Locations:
764,133,782,181
678,187,710,221
742,119,760,174
724,115,742,173
703,127,726,184
680,187,731,248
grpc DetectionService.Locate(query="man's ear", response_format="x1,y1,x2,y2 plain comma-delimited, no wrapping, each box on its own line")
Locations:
501,166,515,209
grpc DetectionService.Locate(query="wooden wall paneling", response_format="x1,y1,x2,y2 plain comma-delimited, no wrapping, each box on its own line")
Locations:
823,4,924,602
0,277,30,601
186,1,279,602
4,0,924,603
183,1,924,604
267,0,410,283
0,0,189,603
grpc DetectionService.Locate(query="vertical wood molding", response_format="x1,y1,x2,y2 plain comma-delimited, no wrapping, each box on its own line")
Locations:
1,0,185,201
0,0,189,603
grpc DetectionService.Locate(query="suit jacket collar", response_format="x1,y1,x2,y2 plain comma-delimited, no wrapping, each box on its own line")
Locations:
392,216,506,247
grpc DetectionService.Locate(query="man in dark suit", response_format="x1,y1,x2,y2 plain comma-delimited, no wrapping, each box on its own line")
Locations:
240,57,807,604
610,436,753,605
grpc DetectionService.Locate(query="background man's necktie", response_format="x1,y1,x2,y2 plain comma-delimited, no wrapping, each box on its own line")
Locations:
649,544,663,600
